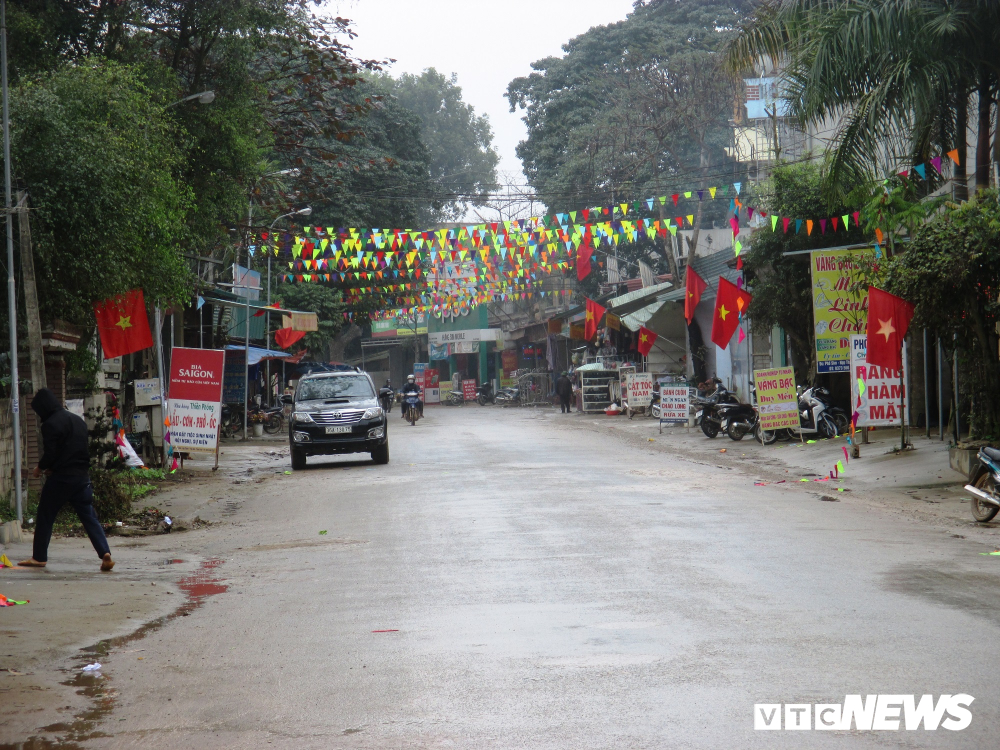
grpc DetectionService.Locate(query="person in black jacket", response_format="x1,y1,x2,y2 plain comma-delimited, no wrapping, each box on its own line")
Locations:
18,389,114,571
555,372,574,413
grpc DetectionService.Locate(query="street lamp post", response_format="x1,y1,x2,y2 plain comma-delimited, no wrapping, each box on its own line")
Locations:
1,0,23,520
241,205,310,441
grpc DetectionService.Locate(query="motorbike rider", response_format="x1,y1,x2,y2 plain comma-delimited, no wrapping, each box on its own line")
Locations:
401,374,423,419
379,378,393,413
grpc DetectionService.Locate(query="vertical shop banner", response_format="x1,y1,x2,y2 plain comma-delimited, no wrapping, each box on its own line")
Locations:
167,348,226,454
753,367,799,430
625,373,654,407
424,368,440,404
462,379,477,402
659,386,690,423
811,248,870,373
501,350,518,376
850,335,907,427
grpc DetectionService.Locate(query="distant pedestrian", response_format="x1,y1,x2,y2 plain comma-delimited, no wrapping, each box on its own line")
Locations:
555,372,574,413
19,389,114,571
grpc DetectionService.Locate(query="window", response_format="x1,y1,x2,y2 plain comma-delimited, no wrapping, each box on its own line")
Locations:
297,376,373,400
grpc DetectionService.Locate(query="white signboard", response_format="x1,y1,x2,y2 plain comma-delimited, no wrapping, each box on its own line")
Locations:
659,386,690,423
134,378,161,406
425,387,440,405
849,334,908,427
166,399,222,454
625,373,654,407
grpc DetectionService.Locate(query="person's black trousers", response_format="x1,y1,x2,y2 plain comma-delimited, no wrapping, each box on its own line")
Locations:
560,396,572,413
33,474,110,562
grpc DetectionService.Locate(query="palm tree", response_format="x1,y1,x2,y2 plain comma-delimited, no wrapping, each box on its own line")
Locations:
725,0,999,200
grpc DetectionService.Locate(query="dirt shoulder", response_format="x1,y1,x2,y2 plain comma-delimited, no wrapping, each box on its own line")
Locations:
0,438,290,744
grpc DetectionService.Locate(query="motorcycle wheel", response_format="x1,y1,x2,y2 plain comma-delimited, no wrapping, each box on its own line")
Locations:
831,412,849,435
971,472,1000,522
754,423,778,445
727,421,749,441
407,407,417,426
701,418,720,439
263,413,282,435
818,415,836,439
477,395,487,406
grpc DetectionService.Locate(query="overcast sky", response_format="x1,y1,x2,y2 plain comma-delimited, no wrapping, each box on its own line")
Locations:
325,0,637,185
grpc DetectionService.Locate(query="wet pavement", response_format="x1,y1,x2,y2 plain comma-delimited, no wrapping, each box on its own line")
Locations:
3,408,1000,748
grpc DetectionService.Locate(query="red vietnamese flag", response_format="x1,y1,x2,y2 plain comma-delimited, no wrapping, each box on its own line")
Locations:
577,245,593,281
637,326,658,356
584,298,606,340
866,287,914,370
94,289,154,359
684,266,707,325
274,328,306,350
710,277,752,350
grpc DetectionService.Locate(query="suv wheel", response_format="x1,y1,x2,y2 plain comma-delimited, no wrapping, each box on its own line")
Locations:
371,441,389,465
291,447,307,470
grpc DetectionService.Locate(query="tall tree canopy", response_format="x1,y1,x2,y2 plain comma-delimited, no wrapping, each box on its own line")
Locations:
390,68,499,223
726,0,1000,200
506,0,750,278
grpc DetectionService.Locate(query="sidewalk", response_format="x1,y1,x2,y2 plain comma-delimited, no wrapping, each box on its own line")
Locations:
559,410,997,543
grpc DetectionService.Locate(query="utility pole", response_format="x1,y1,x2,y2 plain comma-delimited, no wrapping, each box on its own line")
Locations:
2,0,23,521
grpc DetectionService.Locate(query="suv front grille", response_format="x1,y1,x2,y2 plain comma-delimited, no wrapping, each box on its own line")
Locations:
311,409,365,425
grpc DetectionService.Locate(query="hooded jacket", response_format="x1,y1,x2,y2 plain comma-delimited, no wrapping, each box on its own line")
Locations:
31,389,90,476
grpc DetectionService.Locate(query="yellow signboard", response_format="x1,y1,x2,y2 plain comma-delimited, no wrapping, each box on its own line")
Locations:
753,367,799,431
810,248,870,373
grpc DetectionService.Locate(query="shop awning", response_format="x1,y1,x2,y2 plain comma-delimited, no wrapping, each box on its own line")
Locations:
606,280,674,316
201,290,311,317
225,344,293,366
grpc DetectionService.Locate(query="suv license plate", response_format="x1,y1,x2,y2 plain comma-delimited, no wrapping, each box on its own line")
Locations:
325,426,352,434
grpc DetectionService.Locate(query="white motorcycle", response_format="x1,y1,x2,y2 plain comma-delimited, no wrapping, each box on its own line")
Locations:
756,385,837,443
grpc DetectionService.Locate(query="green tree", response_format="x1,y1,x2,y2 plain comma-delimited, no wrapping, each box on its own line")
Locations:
883,190,1000,437
506,0,749,278
726,0,1000,200
272,283,345,359
390,68,499,222
742,163,867,384
9,61,193,325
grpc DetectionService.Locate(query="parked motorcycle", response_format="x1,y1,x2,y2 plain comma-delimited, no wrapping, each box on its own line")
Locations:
495,386,520,405
965,447,1000,523
721,401,760,441
693,379,739,438
220,403,243,438
262,405,283,434
812,385,848,434
476,382,496,406
447,389,464,406
403,393,422,426
755,385,837,443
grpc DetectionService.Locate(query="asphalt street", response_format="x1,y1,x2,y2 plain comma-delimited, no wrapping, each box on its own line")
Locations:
27,408,1000,748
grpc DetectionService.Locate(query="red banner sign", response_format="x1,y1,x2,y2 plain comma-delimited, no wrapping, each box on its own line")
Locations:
169,348,226,402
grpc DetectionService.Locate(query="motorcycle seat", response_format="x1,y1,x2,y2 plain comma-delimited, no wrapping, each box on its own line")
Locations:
982,447,1000,462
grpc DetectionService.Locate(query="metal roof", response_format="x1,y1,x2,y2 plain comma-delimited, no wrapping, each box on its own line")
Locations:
606,280,674,313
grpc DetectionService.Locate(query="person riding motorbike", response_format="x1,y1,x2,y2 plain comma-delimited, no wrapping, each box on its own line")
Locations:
401,375,423,419
379,378,394,413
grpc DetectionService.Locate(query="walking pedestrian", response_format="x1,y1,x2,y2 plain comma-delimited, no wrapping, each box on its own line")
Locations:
555,372,574,413
18,389,114,571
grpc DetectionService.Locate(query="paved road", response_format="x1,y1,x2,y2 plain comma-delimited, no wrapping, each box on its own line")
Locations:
83,409,1000,748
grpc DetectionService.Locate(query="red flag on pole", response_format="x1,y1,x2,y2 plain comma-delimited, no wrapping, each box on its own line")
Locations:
94,289,154,359
684,266,707,325
710,277,752,350
584,298,605,340
637,326,658,356
274,328,306,350
577,245,593,281
866,287,914,370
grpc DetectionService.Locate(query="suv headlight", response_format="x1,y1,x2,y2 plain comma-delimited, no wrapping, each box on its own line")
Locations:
292,411,315,423
362,407,384,420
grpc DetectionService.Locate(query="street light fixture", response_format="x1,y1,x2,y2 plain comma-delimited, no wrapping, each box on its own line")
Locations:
166,90,216,109
240,205,312,441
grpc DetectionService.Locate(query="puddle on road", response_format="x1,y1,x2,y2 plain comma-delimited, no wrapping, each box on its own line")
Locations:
0,559,228,750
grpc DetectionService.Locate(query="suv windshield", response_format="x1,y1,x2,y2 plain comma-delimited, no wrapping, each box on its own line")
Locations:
297,376,374,401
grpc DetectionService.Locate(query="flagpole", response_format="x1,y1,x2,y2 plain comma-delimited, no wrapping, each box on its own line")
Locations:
1,0,23,522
